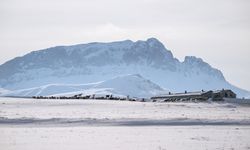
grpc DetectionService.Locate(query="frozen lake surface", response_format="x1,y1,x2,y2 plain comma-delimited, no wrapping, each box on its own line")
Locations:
0,97,250,150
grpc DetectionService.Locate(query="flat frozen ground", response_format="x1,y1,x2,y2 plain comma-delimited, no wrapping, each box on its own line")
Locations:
0,97,250,150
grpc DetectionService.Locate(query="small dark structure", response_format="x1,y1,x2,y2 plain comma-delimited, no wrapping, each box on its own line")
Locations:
151,89,236,102
212,89,236,101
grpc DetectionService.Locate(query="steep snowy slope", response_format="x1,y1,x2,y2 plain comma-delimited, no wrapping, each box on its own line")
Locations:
0,38,249,97
0,38,178,89
2,74,165,98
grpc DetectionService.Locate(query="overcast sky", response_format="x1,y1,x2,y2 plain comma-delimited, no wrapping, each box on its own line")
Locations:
0,0,250,90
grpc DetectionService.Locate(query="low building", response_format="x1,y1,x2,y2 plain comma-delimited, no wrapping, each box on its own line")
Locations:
212,89,236,101
151,89,236,102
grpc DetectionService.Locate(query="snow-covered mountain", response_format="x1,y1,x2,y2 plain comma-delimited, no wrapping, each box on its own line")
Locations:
2,74,164,98
0,38,249,98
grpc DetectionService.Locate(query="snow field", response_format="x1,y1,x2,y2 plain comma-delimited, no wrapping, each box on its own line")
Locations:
0,97,250,150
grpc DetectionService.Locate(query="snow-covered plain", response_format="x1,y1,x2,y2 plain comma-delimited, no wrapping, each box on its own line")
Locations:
1,97,250,150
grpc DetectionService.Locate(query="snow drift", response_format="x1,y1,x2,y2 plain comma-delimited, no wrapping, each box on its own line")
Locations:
0,88,10,95
2,74,165,98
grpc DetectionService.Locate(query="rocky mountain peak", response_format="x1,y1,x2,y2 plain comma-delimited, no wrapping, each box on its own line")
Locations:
0,38,249,98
